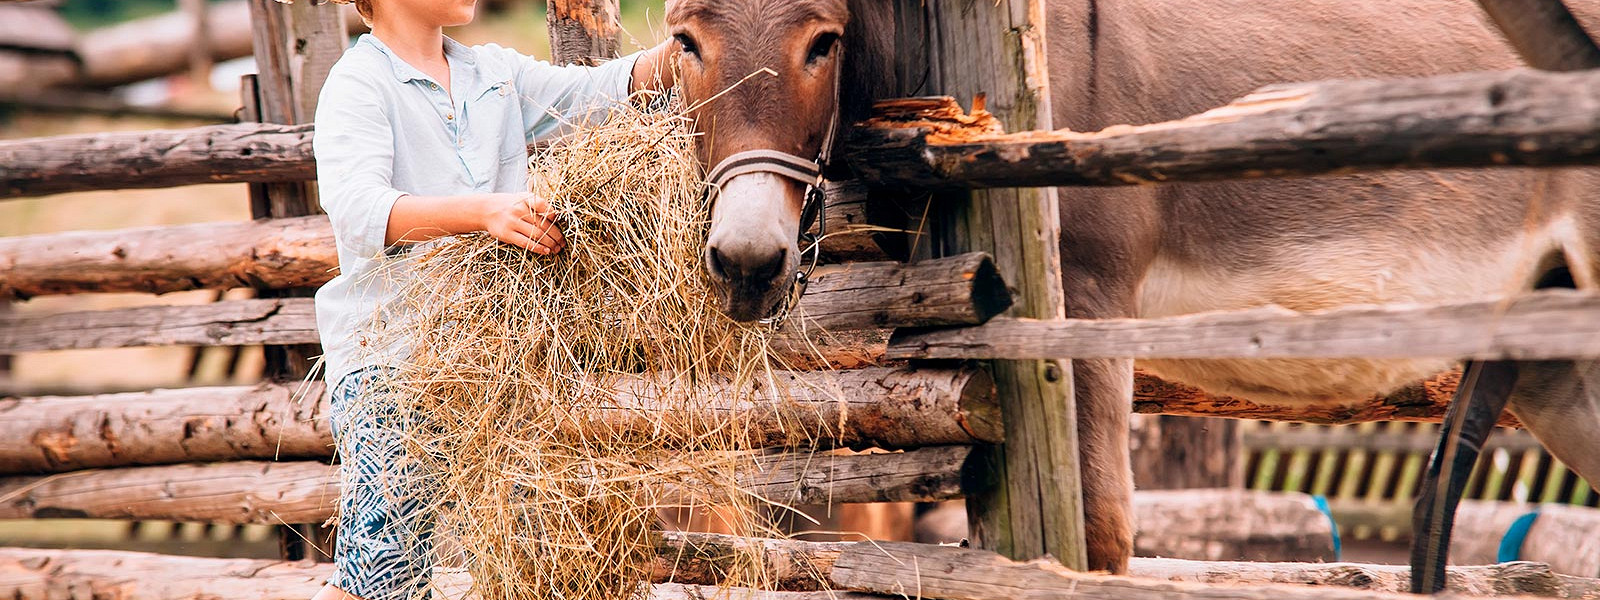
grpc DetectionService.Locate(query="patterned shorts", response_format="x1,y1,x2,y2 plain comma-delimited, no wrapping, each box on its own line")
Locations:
329,367,440,600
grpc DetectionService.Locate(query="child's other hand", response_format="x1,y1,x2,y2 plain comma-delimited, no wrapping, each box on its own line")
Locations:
481,193,566,255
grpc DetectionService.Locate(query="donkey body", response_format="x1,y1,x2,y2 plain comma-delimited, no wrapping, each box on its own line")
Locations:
666,0,1600,581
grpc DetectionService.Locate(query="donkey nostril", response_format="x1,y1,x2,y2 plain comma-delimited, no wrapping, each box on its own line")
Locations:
706,246,730,279
749,247,787,283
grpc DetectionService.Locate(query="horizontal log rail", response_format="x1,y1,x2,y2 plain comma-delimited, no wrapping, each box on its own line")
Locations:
0,252,1006,353
890,290,1600,361
11,68,1600,200
0,197,896,300
848,68,1600,188
0,446,973,523
4,535,1586,600
1330,501,1600,579
0,366,999,474
1134,369,1525,428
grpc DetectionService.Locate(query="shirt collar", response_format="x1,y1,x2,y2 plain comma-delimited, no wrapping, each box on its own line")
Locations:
358,33,477,84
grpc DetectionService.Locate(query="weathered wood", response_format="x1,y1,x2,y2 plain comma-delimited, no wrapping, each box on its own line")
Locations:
73,0,364,88
796,253,1011,330
0,367,997,474
1132,490,1334,563
1134,369,1527,428
0,446,969,523
1132,557,1580,598
0,298,318,353
892,0,1084,568
813,181,897,263
546,0,620,67
828,540,1525,600
5,539,1589,600
0,123,316,198
0,216,334,300
847,68,1600,189
3,255,1005,352
890,290,1600,361
1331,501,1600,579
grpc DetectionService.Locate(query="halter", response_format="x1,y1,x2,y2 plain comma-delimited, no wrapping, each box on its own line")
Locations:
702,52,844,327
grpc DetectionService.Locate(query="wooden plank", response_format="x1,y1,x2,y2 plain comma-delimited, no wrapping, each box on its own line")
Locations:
895,0,1084,569
846,68,1600,189
0,123,315,198
1134,369,1526,428
1475,0,1600,73
0,366,998,474
545,0,620,67
1132,557,1581,597
1,254,1006,352
0,447,971,523
889,290,1600,361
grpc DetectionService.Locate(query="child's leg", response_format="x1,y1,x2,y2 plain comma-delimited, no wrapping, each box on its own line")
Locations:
327,367,440,600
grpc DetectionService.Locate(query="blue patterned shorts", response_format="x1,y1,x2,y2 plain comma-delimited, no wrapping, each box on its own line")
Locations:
329,367,439,600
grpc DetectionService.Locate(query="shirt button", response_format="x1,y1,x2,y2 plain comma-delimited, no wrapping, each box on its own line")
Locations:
430,83,439,90
446,113,454,120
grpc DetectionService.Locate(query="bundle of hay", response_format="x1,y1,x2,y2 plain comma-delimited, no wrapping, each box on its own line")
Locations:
352,93,822,600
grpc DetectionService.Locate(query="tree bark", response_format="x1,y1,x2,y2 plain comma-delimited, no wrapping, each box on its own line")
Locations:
847,68,1600,189
0,447,971,524
545,0,620,67
1134,369,1525,428
0,367,998,475
889,291,1600,362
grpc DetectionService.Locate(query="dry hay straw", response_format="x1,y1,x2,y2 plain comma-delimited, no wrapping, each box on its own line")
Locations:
349,91,833,600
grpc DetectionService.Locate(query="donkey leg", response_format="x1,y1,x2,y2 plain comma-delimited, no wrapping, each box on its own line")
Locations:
1074,355,1136,572
1410,359,1518,594
1507,359,1600,492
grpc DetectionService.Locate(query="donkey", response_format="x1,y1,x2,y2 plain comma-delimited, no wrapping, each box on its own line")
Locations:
666,0,1600,590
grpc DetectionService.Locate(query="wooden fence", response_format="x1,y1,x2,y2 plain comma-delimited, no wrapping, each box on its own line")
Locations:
5,0,1600,598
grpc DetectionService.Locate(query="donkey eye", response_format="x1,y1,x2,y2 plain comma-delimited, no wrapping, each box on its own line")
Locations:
806,32,839,64
673,33,701,58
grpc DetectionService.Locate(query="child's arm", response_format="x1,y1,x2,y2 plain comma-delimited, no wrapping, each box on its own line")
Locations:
386,192,564,255
629,40,678,93
507,40,677,144
314,69,564,257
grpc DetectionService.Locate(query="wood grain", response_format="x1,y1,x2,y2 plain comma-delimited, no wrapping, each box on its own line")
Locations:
889,290,1600,361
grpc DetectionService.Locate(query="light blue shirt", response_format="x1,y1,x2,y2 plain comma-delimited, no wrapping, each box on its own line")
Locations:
312,34,638,389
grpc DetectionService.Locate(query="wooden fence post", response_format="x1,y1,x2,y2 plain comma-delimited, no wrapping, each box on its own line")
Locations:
546,0,621,66
894,0,1087,568
244,0,346,561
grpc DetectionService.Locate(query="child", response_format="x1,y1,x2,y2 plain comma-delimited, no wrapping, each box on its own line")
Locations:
310,1,676,599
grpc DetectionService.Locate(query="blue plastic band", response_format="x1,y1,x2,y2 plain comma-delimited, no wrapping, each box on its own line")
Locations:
1312,495,1342,560
1497,508,1541,563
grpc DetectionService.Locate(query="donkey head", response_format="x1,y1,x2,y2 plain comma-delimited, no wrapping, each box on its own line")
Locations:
666,0,850,322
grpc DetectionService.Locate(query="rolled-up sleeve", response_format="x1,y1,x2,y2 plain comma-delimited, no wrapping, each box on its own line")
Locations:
313,70,408,262
506,48,641,144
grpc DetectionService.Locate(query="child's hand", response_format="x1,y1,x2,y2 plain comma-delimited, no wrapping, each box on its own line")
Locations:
480,193,566,255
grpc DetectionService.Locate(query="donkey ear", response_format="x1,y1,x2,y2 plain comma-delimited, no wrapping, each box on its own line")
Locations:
839,0,899,129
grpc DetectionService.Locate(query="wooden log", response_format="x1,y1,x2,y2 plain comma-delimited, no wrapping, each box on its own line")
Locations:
545,0,620,67
73,0,365,88
0,123,316,198
1,254,1005,352
1132,490,1334,563
890,0,1086,568
0,216,335,300
0,446,970,523
0,298,318,353
1130,557,1582,598
795,253,1011,330
4,540,1591,600
1134,369,1526,428
846,68,1600,189
0,545,879,600
0,382,331,474
1475,0,1600,73
1330,500,1600,579
889,290,1600,362
827,540,1542,600
813,181,898,263
0,367,997,474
